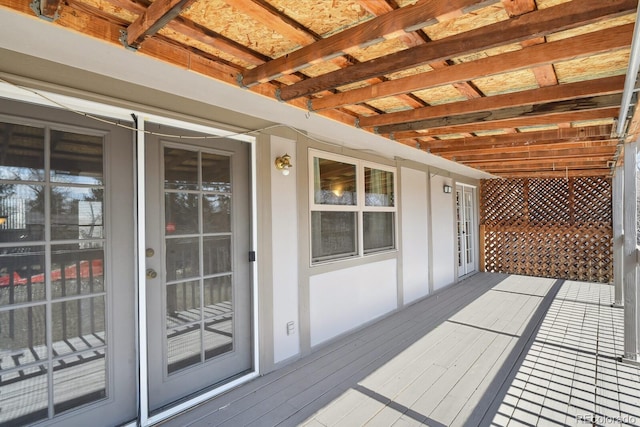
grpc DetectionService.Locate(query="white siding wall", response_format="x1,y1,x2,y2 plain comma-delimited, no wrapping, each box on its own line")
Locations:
430,175,456,290
309,259,397,346
400,167,430,304
270,136,300,363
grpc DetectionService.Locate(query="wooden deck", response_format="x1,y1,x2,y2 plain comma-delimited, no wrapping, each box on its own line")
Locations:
160,273,640,427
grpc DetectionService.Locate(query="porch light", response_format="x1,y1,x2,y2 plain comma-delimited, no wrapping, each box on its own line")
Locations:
275,153,293,176
443,185,452,194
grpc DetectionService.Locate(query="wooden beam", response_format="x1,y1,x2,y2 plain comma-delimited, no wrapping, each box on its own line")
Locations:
102,0,269,65
377,94,621,134
473,159,612,173
390,107,620,139
126,0,199,48
239,0,497,86
501,0,536,17
359,75,625,128
449,145,617,162
418,125,613,150
309,23,634,111
432,139,618,157
279,0,637,100
39,0,63,18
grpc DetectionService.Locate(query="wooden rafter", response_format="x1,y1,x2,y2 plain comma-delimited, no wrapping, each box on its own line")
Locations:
390,107,620,139
309,24,632,112
279,0,637,101
436,140,618,158
126,0,199,48
376,94,621,134
420,125,613,150
239,0,496,86
360,76,624,128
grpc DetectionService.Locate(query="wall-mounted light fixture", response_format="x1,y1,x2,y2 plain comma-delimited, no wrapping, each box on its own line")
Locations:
443,184,452,194
275,154,293,176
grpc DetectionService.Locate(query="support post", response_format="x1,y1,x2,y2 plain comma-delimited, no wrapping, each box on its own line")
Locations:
623,140,640,362
613,165,624,307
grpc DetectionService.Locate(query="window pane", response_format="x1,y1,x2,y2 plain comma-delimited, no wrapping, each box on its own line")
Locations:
166,280,201,327
203,275,232,320
50,130,103,185
204,315,233,361
365,168,394,207
51,297,105,356
0,305,47,363
311,211,357,262
51,187,104,240
203,194,231,233
313,157,356,205
53,349,106,415
165,147,198,190
202,152,231,192
364,212,395,254
203,236,231,275
0,123,45,181
166,237,200,281
165,192,199,235
0,184,45,241
0,246,46,305
0,364,48,426
51,244,104,298
167,324,201,374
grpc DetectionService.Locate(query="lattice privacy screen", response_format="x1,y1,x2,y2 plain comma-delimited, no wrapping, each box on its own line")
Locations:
480,177,612,283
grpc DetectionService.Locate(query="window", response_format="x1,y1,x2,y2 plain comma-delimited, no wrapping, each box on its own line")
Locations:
309,150,396,263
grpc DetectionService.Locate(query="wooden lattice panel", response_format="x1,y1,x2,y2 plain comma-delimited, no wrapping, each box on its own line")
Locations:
480,177,613,283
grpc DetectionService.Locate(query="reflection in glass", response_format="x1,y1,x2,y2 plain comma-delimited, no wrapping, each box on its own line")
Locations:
167,324,201,374
203,194,231,233
365,168,394,207
166,280,201,327
166,237,200,281
165,147,198,190
204,315,233,361
51,244,104,298
53,350,106,415
50,130,103,185
0,364,48,425
165,193,199,235
202,152,231,192
0,305,47,362
0,184,45,241
203,236,231,276
0,245,46,305
51,187,104,240
313,157,356,205
363,212,395,254
51,297,105,356
311,211,357,262
0,123,45,181
203,275,232,320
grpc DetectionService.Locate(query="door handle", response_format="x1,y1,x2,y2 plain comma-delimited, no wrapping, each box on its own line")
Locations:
146,268,158,279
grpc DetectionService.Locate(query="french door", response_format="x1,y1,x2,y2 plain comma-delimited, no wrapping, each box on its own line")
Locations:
0,100,136,426
144,124,253,412
456,185,476,277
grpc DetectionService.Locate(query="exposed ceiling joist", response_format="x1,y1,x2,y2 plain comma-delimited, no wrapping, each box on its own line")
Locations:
279,0,636,101
126,0,198,48
239,0,497,87
360,75,625,129
309,23,633,112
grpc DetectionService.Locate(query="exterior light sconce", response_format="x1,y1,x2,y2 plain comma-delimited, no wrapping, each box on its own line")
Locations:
275,154,293,176
443,184,452,194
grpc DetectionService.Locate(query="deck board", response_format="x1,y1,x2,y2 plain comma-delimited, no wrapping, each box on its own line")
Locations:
159,273,640,427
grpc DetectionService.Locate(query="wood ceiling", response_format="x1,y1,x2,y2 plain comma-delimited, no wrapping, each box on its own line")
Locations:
3,0,639,178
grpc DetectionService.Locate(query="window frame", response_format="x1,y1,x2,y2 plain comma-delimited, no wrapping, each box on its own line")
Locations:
308,149,397,265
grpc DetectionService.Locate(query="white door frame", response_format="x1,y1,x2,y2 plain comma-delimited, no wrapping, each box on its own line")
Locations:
0,81,261,427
